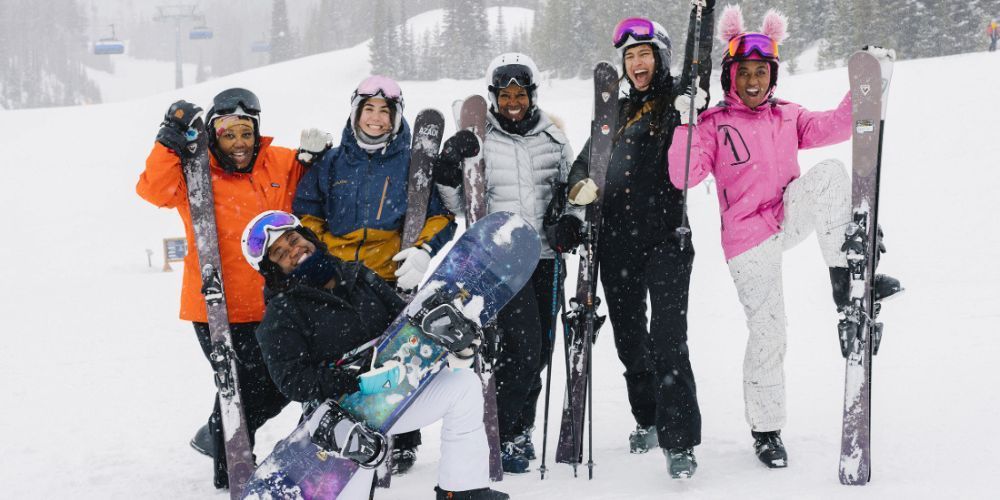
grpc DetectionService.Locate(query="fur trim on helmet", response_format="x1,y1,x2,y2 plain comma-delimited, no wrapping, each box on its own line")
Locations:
717,4,745,45
761,9,789,44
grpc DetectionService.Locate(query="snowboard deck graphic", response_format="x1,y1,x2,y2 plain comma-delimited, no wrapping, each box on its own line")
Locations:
243,211,540,499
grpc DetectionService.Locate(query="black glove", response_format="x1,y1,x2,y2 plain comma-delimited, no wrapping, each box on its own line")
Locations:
432,130,480,187
156,100,203,155
545,215,584,253
691,0,715,11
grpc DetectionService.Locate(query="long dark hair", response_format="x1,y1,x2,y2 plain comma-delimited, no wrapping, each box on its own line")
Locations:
618,48,673,139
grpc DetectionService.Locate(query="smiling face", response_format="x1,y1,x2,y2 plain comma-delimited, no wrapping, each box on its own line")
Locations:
496,84,530,122
216,123,255,170
735,60,772,109
624,44,656,91
266,230,316,275
358,97,393,137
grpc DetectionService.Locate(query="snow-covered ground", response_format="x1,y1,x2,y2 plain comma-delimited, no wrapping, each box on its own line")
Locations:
1,32,998,499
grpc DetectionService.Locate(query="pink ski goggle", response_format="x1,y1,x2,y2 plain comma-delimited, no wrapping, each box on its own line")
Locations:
354,75,402,101
726,33,780,61
613,17,656,48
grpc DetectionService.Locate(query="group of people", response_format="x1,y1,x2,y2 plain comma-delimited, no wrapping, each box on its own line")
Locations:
137,0,904,497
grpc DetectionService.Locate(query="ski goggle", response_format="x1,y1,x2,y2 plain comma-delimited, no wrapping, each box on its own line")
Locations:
613,17,656,48
726,33,780,61
241,210,301,270
354,75,403,101
491,64,534,90
212,90,261,116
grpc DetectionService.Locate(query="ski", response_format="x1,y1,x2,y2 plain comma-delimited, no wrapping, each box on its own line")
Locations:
458,94,504,481
840,49,894,486
401,109,446,249
182,115,254,497
555,62,618,478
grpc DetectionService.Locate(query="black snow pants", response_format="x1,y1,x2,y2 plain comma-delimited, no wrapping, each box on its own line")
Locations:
195,322,290,484
598,230,701,450
495,258,563,443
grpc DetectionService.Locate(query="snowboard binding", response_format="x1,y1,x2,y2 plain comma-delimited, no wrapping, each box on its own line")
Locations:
311,402,389,469
411,286,481,355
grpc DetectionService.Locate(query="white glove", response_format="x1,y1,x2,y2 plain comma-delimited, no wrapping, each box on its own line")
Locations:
297,128,333,164
568,178,599,206
690,0,707,8
862,45,896,61
392,244,432,291
675,87,708,126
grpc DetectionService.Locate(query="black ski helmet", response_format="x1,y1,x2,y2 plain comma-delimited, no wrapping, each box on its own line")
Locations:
205,88,263,173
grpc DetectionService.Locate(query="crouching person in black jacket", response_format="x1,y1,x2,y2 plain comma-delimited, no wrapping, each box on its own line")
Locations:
240,210,508,500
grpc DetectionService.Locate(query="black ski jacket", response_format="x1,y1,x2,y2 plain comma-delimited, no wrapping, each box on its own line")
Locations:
568,6,714,243
255,264,404,403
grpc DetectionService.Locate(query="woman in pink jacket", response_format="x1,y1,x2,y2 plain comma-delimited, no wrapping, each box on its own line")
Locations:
666,5,901,469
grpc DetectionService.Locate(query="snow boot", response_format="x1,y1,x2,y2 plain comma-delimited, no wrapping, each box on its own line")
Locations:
664,447,697,479
629,424,658,454
434,486,510,499
829,267,904,307
500,441,529,474
190,423,216,459
390,445,418,475
514,428,536,461
752,430,788,469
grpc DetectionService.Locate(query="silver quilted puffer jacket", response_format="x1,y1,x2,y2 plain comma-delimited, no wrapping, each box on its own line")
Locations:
439,110,582,259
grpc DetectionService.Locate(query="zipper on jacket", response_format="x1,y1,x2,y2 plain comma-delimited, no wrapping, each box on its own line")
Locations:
247,174,267,212
375,176,389,221
355,157,373,263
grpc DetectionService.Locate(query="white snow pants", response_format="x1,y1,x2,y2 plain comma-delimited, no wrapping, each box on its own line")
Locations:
726,160,851,432
339,367,490,499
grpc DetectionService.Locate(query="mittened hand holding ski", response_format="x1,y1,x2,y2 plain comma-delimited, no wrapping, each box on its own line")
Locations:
546,214,584,253
675,87,709,126
156,100,203,156
861,45,896,61
392,244,433,291
433,130,480,187
297,127,333,166
568,178,599,205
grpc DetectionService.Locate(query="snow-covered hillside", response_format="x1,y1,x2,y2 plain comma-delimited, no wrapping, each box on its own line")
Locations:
0,33,997,500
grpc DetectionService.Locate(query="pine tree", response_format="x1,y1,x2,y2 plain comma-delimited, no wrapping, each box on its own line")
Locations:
270,0,295,63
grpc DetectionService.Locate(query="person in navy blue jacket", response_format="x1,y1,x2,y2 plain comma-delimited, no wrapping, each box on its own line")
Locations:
292,75,457,474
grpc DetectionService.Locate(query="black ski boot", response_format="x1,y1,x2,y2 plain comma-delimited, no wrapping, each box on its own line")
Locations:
628,424,657,454
830,267,903,357
390,446,418,475
752,430,788,468
664,447,697,479
500,441,529,474
514,427,536,460
435,486,510,499
190,423,216,459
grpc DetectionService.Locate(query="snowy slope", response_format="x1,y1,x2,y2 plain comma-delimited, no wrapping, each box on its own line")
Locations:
0,39,997,499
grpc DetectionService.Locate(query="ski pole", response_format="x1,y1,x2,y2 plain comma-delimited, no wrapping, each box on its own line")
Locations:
539,258,562,480
677,1,705,252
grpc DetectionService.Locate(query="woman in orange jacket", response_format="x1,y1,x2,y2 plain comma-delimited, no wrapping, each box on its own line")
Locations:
136,88,328,489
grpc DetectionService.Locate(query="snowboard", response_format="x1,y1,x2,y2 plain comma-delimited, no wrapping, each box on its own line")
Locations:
457,94,504,481
400,109,446,250
242,211,540,499
182,116,254,497
840,49,894,486
555,62,619,475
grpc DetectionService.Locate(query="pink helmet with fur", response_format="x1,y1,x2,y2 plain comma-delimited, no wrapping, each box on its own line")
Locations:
717,4,788,96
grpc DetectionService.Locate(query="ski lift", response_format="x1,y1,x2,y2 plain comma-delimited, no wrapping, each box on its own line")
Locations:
94,24,125,55
251,39,271,53
189,26,213,40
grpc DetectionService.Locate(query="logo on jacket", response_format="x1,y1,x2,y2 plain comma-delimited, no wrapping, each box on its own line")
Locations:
719,125,750,166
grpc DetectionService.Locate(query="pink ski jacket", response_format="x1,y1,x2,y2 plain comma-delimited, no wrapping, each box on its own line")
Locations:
667,91,851,260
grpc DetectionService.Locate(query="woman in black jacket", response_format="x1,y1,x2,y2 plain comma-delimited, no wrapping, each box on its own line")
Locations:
241,210,507,500
566,1,715,479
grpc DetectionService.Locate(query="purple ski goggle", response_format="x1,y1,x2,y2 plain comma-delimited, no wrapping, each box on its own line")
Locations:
613,17,656,48
242,211,300,268
726,33,780,61
354,75,402,101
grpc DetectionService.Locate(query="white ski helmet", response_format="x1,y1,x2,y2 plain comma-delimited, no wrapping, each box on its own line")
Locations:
350,75,405,142
485,52,540,111
613,17,672,88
